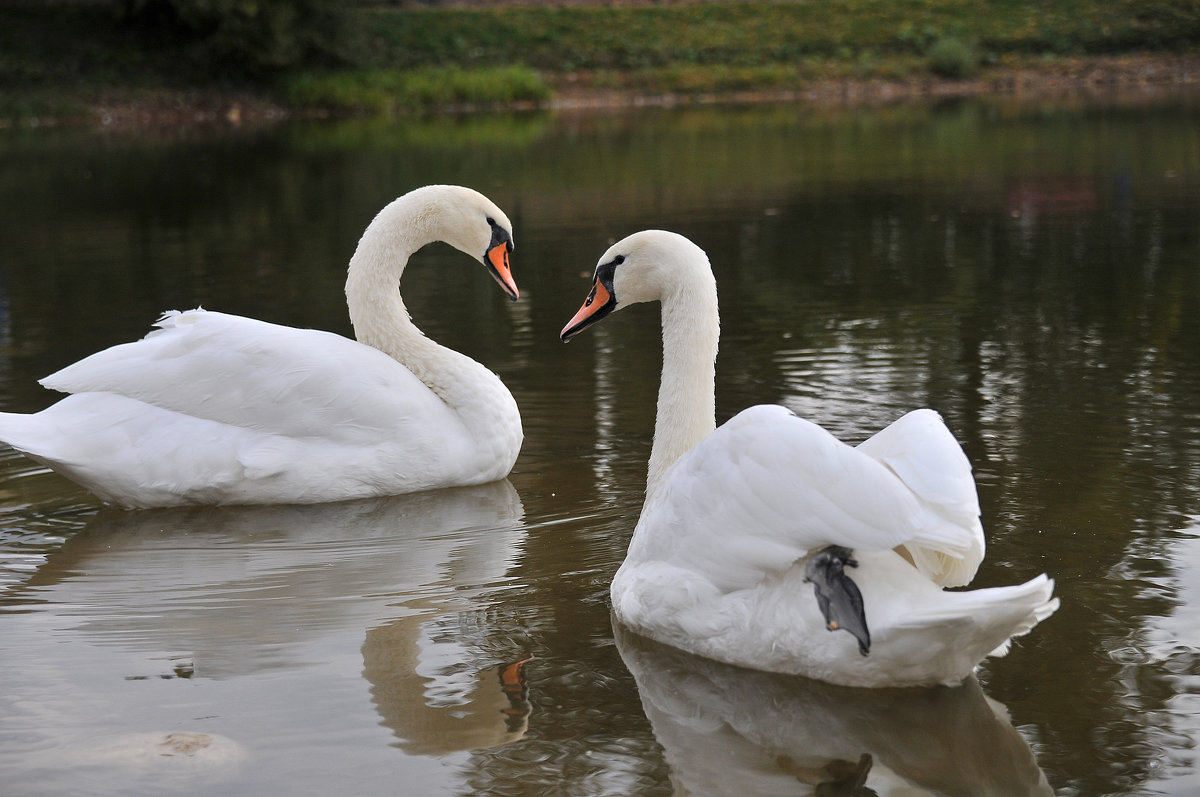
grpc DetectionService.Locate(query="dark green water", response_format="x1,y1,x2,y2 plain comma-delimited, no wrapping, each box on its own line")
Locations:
1,95,1199,796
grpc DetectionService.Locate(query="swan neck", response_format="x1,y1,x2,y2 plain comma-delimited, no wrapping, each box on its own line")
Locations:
646,286,719,496
343,196,486,401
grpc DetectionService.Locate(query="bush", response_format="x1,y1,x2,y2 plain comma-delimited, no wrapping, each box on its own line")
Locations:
927,36,978,79
116,0,348,75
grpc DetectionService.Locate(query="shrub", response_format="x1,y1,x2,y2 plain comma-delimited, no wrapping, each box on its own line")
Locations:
116,0,348,75
927,36,978,79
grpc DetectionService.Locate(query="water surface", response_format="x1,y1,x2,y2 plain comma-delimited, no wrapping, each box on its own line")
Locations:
1,96,1200,796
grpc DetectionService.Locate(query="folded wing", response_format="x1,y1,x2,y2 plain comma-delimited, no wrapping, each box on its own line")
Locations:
40,309,460,444
635,405,984,593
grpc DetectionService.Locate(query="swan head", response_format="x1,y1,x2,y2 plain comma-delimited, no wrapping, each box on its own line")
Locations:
409,185,519,301
560,230,712,341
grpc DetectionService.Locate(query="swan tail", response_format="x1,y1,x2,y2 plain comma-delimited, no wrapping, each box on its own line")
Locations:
0,396,268,507
0,409,56,461
894,574,1059,666
0,407,122,502
981,575,1061,656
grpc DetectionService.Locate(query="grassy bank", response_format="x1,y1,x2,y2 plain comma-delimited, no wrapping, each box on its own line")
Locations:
2,0,1199,124
360,0,1200,70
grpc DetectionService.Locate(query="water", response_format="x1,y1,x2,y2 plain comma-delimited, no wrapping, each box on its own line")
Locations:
1,95,1199,795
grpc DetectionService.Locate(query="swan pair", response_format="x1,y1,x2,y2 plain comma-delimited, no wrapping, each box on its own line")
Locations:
0,186,1058,687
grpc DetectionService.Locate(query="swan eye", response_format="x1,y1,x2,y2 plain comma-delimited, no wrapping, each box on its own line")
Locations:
487,217,496,225
613,255,625,265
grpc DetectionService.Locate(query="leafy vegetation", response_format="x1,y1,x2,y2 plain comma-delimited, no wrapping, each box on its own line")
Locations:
116,0,349,74
928,36,979,78
357,0,1200,70
0,0,1198,120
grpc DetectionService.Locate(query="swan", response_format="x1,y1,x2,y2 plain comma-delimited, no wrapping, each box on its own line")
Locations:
560,229,1059,688
0,185,523,508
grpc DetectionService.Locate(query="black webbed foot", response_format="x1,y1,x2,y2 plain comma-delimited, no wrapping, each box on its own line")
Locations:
804,545,870,656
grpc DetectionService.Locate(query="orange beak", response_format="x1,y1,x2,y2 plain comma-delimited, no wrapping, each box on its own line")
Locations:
560,279,613,342
486,242,519,301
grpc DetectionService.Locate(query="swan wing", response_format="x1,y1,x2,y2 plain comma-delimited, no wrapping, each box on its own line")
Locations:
636,405,981,593
856,408,985,586
39,310,459,444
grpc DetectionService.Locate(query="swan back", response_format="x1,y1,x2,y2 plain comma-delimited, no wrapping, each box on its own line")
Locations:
40,310,453,444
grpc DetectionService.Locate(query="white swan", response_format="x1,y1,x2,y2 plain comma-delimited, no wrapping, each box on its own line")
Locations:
0,185,523,508
561,229,1059,688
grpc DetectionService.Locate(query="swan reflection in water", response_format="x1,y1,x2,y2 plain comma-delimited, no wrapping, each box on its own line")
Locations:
365,608,535,756
614,620,1053,797
8,481,533,773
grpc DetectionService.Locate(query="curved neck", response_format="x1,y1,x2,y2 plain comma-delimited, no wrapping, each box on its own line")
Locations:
646,280,720,497
343,196,493,405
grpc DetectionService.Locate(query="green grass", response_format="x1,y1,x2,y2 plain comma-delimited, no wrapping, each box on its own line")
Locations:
356,0,1200,71
1,0,1198,120
305,0,1200,105
284,66,551,113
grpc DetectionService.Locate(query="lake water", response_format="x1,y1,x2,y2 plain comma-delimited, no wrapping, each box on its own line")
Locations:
1,94,1199,796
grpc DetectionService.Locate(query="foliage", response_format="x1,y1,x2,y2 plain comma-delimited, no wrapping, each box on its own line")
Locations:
928,36,978,78
355,0,1200,72
116,0,349,75
2,0,1200,117
285,66,552,113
